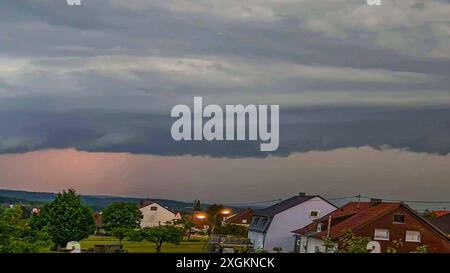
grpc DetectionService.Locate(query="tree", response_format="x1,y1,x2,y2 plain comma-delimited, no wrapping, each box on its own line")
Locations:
173,216,195,240
0,206,50,253
111,227,131,246
102,202,143,232
337,230,371,253
214,223,248,237
422,209,436,221
322,236,337,253
30,189,95,250
193,200,202,212
205,204,225,234
130,225,184,253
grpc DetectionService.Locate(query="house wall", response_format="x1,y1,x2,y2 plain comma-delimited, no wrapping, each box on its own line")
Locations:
248,230,265,250
140,203,180,228
353,207,450,253
263,197,336,252
295,235,336,253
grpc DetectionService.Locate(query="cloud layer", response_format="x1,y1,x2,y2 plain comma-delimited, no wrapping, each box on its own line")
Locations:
0,0,449,156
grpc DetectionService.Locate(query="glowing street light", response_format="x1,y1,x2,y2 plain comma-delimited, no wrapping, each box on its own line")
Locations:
220,209,232,215
195,213,207,220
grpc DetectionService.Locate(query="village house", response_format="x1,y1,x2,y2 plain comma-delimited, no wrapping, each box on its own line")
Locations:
224,208,254,227
431,210,450,218
248,193,336,252
139,201,181,228
292,200,450,253
431,213,450,237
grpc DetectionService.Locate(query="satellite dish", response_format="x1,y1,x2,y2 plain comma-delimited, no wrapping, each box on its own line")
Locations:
367,241,381,253
66,241,81,251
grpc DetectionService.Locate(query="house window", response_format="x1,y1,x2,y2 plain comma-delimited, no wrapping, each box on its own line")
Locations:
242,219,247,224
261,218,268,226
393,214,405,224
317,223,323,232
150,206,158,211
253,217,259,225
405,230,421,243
374,229,390,241
310,210,320,219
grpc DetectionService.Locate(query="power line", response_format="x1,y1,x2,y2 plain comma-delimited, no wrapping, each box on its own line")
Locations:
223,198,282,206
223,194,450,207
359,195,450,204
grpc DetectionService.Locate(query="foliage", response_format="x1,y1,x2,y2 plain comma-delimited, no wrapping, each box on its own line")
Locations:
255,248,268,253
322,236,337,253
30,189,95,250
205,204,225,234
214,223,248,237
386,239,403,253
422,210,436,221
0,206,50,253
337,230,371,253
173,216,195,240
111,227,131,245
272,247,283,253
415,245,428,253
129,225,184,253
102,202,143,232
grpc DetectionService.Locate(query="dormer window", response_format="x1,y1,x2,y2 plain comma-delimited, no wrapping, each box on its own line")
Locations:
261,218,268,226
253,217,260,225
310,210,320,219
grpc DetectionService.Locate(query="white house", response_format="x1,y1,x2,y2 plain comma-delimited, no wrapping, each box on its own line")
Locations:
139,201,181,228
248,193,336,252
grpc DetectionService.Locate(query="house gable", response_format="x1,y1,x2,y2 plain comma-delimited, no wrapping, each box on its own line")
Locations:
139,202,179,227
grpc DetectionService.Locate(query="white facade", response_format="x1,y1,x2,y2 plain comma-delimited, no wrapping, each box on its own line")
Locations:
296,235,337,253
140,202,181,228
248,230,265,249
249,197,336,252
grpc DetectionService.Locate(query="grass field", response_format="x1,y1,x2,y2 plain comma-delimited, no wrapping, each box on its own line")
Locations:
79,236,208,253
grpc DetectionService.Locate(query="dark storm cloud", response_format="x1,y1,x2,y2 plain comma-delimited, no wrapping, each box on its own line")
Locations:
1,107,449,156
0,0,449,156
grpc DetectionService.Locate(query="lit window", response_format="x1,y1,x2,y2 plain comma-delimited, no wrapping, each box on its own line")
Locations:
310,210,320,219
150,206,157,211
405,230,421,243
242,219,247,224
374,229,390,241
393,214,405,224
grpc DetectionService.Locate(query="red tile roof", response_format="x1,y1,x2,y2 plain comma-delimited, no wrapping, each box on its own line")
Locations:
433,210,450,218
225,208,253,224
293,202,401,239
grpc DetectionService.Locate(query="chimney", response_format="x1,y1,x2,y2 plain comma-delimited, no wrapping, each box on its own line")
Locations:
370,198,382,207
298,192,306,197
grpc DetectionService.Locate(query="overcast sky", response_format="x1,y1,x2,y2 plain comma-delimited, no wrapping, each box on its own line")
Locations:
0,0,449,202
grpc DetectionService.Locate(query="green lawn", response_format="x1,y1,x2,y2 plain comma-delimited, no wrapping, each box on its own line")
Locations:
79,236,208,253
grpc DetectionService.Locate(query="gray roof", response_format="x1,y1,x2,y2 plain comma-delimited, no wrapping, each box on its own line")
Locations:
431,214,450,235
253,195,316,217
249,195,331,233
